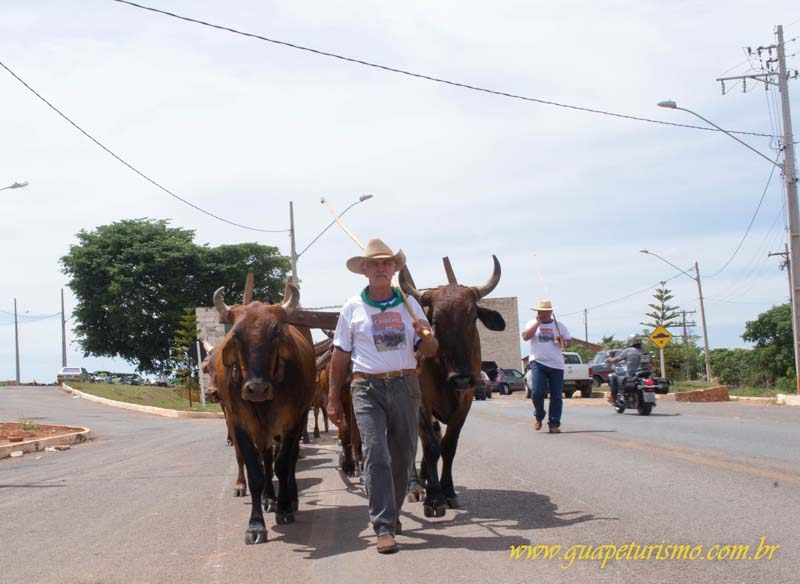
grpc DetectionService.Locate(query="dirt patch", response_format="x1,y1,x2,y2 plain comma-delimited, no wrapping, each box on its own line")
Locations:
0,422,80,448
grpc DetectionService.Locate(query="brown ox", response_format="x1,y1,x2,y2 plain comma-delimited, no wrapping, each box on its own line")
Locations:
213,283,315,545
400,256,504,517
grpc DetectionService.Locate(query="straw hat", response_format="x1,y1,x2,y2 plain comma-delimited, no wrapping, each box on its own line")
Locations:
346,238,407,275
531,299,555,312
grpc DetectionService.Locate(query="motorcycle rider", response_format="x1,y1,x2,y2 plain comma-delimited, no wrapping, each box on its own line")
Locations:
607,334,651,406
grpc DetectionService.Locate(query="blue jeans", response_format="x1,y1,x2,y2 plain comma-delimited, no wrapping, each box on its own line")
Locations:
610,373,623,402
351,375,421,536
531,361,564,428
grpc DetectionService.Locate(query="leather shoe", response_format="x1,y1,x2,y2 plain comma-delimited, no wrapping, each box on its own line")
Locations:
533,419,542,431
548,427,561,434
377,534,399,554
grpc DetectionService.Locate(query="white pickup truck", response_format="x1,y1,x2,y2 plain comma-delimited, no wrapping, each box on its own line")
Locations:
524,352,594,398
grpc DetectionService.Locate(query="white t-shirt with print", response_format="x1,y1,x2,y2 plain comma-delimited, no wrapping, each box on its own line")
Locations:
525,319,572,370
334,292,427,374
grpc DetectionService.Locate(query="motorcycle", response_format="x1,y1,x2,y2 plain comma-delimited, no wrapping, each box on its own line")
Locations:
609,353,670,415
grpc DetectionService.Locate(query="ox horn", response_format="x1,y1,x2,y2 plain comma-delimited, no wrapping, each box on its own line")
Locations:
471,255,501,300
281,282,300,315
442,256,458,284
213,287,230,324
202,339,215,354
243,271,254,304
398,266,421,301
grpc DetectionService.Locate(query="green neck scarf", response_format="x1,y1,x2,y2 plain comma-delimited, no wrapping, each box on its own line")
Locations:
361,286,403,312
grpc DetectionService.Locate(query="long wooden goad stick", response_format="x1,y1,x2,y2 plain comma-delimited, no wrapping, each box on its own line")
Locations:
533,254,566,351
321,197,430,337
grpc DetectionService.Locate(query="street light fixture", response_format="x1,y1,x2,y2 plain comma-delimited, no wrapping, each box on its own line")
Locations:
1,180,29,192
641,249,713,382
288,194,374,287
658,90,799,393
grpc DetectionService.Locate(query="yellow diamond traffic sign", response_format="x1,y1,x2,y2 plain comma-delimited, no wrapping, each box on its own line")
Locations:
649,325,673,349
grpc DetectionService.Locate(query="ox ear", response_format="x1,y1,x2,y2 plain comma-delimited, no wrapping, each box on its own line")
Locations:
221,337,238,367
477,306,505,331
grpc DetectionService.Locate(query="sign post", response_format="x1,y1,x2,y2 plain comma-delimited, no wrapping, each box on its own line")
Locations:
648,325,673,378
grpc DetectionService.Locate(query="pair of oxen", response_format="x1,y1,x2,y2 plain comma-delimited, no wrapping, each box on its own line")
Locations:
205,257,504,545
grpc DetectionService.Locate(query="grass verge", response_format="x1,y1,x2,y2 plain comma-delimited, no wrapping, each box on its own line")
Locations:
71,382,221,413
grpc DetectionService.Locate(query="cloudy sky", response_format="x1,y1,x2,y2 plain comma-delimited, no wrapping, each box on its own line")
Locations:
1,0,797,382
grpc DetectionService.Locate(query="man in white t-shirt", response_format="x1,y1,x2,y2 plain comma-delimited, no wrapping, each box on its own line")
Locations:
521,299,572,433
327,238,437,554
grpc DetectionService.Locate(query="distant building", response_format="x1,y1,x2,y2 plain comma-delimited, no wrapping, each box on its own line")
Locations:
476,296,521,371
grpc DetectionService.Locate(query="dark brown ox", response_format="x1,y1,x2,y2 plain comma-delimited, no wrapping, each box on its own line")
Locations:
400,256,505,517
213,283,315,545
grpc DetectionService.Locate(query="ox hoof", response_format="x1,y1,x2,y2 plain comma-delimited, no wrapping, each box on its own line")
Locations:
245,527,268,545
275,511,295,525
234,486,247,497
265,499,278,513
446,497,460,509
407,487,424,503
423,503,447,518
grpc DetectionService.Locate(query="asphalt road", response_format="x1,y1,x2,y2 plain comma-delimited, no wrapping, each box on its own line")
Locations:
2,386,798,584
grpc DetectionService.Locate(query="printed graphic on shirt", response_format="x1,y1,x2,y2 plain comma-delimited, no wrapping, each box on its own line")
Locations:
371,312,407,352
539,325,556,343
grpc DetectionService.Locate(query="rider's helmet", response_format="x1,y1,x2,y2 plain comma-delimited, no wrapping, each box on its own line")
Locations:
627,333,642,347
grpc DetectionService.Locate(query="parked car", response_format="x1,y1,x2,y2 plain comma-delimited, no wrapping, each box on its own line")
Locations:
57,367,91,384
589,350,621,387
523,352,594,398
495,368,525,395
91,370,113,384
474,370,494,400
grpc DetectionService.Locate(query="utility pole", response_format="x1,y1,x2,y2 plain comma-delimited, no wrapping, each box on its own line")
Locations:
584,308,588,342
679,310,697,345
768,243,792,300
289,201,298,288
717,25,799,393
61,289,67,367
695,262,713,382
776,25,800,394
14,298,20,384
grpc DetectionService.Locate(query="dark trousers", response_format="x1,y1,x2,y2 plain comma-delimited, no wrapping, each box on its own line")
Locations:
531,361,564,428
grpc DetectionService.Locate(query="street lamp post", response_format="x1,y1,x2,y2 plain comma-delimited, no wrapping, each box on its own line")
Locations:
659,89,799,393
641,250,713,382
288,194,373,287
1,181,29,192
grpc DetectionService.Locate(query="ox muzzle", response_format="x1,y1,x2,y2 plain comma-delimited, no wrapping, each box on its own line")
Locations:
242,378,275,402
447,371,476,391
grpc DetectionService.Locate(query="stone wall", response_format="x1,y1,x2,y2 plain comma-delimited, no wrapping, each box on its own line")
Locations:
477,297,521,371
673,386,730,402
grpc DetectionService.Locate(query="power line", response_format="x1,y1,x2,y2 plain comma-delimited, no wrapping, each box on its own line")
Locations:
109,0,775,139
0,61,288,234
560,273,683,317
706,155,779,277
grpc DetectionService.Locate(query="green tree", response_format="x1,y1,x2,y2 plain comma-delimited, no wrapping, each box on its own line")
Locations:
600,335,625,350
61,218,290,373
641,285,681,330
742,303,794,385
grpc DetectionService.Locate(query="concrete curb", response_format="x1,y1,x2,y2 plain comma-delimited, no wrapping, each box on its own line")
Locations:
729,396,776,404
776,394,800,407
1,425,91,460
61,384,224,419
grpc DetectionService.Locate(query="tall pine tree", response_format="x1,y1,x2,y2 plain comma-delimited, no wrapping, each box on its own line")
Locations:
641,284,681,330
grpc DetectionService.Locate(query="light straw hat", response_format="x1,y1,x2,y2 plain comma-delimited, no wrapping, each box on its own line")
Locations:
346,238,407,275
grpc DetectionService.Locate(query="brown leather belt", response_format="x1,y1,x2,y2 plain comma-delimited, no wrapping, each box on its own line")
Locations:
352,369,416,380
